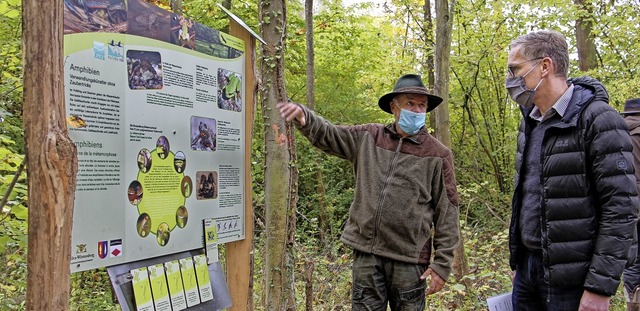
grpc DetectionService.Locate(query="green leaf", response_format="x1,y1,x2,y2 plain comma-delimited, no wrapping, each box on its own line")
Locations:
0,135,17,145
0,235,8,253
2,71,16,79
0,1,19,19
11,204,28,220
0,2,8,14
4,8,18,18
0,282,16,292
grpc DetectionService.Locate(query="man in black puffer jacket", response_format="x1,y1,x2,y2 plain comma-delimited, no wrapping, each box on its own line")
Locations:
506,30,638,310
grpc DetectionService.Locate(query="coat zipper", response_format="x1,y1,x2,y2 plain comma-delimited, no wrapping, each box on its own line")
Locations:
370,137,404,253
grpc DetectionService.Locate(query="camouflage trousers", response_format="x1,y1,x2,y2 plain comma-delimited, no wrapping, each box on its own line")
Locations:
352,250,428,311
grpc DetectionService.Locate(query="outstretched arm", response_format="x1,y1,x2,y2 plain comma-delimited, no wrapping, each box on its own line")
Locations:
276,102,368,161
277,102,306,126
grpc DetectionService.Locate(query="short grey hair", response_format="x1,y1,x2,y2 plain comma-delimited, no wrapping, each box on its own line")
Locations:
510,30,570,78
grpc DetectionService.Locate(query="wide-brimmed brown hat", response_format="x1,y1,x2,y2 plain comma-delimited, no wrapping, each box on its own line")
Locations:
622,98,640,115
378,74,443,114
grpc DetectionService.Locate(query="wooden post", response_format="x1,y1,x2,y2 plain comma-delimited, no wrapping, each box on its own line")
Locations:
226,19,256,311
23,0,78,310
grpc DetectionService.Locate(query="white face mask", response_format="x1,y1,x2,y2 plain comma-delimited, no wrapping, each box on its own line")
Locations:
505,62,544,109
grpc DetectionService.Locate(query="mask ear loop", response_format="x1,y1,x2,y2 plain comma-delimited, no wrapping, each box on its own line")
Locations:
532,77,545,91
532,60,548,91
518,61,544,92
521,60,542,78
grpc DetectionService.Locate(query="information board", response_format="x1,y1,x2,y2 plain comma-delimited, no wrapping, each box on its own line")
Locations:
63,0,246,272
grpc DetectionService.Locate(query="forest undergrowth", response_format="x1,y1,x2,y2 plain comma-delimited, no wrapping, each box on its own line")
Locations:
0,208,629,310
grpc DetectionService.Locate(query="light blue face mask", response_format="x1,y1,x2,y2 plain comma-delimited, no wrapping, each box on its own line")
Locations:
398,108,426,135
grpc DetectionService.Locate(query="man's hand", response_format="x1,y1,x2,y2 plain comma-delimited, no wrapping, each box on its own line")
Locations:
420,268,445,296
579,290,610,311
276,102,306,126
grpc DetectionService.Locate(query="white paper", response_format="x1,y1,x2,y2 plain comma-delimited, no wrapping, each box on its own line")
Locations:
487,292,513,311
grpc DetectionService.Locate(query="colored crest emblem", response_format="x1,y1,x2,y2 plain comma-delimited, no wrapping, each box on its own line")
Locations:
97,241,109,259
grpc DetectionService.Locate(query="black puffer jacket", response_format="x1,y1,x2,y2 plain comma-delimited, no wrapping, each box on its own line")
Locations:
508,76,638,296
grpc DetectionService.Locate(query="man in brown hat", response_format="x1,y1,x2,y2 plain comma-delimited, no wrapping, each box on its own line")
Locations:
623,97,640,311
277,74,460,310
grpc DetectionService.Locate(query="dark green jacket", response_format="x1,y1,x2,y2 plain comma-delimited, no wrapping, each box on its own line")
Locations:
296,105,460,281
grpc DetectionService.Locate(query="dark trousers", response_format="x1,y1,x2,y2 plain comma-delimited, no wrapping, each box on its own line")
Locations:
624,223,640,292
512,250,584,311
352,250,427,311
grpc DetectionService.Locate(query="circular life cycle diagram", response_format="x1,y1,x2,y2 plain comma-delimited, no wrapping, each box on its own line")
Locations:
128,135,193,246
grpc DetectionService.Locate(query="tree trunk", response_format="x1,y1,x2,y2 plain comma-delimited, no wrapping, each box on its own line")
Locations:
433,0,453,147
574,0,598,71
424,0,437,132
221,0,232,10
259,0,297,308
423,0,435,90
304,0,329,245
23,0,78,310
170,0,183,15
434,0,469,285
305,261,314,311
304,0,319,309
305,0,315,110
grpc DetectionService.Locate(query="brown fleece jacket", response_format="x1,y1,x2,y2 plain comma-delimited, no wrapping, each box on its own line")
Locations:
626,114,640,197
296,105,460,281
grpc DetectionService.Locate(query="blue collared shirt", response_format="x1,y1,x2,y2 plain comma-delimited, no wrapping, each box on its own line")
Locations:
529,84,575,122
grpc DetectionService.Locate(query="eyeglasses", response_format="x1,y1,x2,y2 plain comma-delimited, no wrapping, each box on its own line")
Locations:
507,57,544,77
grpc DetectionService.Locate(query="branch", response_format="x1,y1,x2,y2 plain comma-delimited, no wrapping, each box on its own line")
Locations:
0,160,26,222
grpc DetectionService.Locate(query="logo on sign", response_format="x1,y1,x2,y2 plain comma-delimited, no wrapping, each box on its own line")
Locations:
107,40,124,62
110,239,123,257
97,241,108,259
76,244,87,254
93,41,105,60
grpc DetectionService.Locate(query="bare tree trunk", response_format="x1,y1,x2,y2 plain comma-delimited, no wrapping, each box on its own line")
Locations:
574,0,598,71
220,0,231,33
23,0,78,310
286,122,298,311
423,0,435,90
303,1,318,310
259,0,296,308
305,0,315,108
221,0,232,10
424,0,436,131
434,0,468,285
304,0,329,246
305,262,314,311
433,0,453,147
170,0,183,15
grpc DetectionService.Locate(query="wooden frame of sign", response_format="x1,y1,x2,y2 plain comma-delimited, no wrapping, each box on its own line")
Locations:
226,15,259,311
